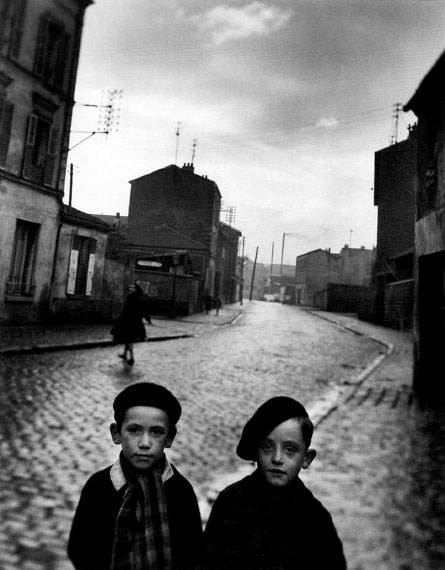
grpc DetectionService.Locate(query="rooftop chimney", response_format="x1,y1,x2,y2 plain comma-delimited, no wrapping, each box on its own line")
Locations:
182,162,194,173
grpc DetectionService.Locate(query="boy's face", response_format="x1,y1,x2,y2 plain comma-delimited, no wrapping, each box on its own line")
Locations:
110,406,173,473
257,417,315,487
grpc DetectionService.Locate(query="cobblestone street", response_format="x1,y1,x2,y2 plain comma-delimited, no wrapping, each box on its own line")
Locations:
0,302,443,570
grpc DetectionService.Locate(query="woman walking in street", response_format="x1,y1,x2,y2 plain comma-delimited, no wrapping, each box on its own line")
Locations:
111,282,151,366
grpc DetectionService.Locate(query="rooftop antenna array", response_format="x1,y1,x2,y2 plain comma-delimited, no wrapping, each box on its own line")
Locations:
390,102,402,145
225,205,236,225
191,138,198,164
220,202,237,226
98,88,123,139
175,122,182,165
69,87,123,151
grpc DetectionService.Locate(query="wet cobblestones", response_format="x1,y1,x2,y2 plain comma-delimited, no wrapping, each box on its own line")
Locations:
0,302,443,570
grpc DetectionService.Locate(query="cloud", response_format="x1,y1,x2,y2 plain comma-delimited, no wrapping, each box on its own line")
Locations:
192,2,293,46
315,117,339,129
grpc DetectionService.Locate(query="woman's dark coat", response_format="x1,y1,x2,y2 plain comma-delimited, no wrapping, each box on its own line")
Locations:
111,288,150,343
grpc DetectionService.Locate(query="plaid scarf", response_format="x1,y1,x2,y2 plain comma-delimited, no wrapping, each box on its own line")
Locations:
111,453,172,570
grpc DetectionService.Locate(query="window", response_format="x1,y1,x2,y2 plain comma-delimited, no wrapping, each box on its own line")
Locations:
7,219,39,296
1,0,27,60
22,112,59,186
33,14,69,90
0,95,13,168
67,235,96,296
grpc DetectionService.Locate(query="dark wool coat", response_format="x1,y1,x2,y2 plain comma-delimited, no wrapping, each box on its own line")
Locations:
68,463,203,570
111,290,150,343
205,469,347,570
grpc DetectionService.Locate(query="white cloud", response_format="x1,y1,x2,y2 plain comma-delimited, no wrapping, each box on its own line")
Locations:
315,117,339,129
192,2,293,46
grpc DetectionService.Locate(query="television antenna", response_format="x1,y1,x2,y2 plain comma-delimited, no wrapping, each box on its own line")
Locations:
191,138,198,164
175,122,182,165
390,102,402,145
69,88,123,151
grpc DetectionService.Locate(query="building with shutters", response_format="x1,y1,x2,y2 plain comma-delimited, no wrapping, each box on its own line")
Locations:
0,0,92,322
49,205,112,322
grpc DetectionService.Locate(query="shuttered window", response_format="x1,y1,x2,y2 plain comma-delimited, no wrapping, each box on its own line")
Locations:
0,97,13,167
8,0,27,59
7,219,39,296
33,14,70,90
67,235,96,296
22,113,59,186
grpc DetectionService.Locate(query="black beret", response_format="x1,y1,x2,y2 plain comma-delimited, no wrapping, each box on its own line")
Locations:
236,396,311,461
113,382,182,425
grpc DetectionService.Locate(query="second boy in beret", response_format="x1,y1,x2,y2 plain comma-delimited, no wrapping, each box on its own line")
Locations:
68,382,203,570
205,396,347,570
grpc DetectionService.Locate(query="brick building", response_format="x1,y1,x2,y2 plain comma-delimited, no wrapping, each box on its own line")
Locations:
126,163,242,312
370,130,417,328
0,0,92,322
404,49,445,400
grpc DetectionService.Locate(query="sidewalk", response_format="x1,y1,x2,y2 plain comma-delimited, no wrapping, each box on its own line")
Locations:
0,303,245,355
302,310,444,570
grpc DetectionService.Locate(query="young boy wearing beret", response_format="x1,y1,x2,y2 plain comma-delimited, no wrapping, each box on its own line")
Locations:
204,396,347,570
68,382,203,570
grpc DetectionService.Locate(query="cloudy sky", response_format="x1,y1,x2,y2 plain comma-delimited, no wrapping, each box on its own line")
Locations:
68,0,445,264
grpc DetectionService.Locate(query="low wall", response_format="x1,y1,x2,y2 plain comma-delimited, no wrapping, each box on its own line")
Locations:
326,283,365,313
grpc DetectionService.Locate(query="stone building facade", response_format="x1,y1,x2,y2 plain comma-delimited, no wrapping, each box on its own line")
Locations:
0,0,92,322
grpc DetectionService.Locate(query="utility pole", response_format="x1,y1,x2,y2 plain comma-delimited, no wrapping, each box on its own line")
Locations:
249,246,259,302
239,237,245,305
270,242,274,274
268,241,274,296
280,232,286,275
69,163,73,206
67,162,79,206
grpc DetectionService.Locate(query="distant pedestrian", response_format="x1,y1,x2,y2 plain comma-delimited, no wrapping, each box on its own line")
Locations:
204,396,347,570
68,382,204,570
111,282,151,366
214,296,222,315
